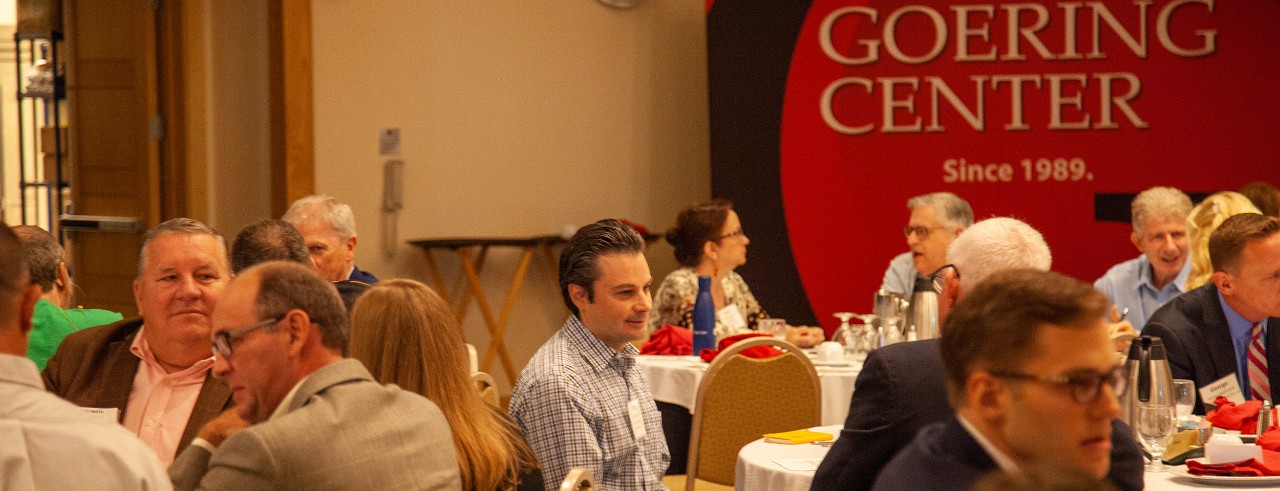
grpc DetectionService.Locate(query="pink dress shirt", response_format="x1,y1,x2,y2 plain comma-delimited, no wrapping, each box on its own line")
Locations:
122,325,214,466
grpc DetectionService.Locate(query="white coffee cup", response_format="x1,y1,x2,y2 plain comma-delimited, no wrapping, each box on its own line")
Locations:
817,341,845,363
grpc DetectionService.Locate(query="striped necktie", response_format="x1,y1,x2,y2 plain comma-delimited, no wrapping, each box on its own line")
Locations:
1248,321,1270,402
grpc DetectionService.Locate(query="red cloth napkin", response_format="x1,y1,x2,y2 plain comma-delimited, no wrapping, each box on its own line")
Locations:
1259,427,1280,452
698,333,782,362
1207,396,1271,433
639,324,692,356
1188,448,1280,476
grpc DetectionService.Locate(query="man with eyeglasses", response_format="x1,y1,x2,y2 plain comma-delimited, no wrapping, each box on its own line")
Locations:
813,218,1143,491
879,192,973,299
43,218,234,465
873,269,1125,490
168,261,460,490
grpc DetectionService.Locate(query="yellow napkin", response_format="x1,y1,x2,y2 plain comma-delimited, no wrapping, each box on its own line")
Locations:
763,429,833,445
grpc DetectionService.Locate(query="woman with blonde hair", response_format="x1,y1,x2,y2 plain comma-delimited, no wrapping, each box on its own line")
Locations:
1185,191,1261,290
350,279,541,490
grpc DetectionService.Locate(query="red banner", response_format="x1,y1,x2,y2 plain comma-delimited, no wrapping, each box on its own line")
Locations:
710,0,1280,329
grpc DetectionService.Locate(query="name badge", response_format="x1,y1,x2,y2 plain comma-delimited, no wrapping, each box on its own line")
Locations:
1200,374,1246,408
81,407,121,425
627,399,647,441
717,304,747,331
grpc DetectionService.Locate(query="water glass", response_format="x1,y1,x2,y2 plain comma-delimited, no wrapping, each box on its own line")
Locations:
1135,405,1177,472
758,318,786,339
1173,379,1195,419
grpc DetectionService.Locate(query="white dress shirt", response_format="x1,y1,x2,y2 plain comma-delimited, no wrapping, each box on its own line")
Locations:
0,353,172,490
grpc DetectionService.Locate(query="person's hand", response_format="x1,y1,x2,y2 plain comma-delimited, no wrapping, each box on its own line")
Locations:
784,326,825,348
198,408,250,448
1108,305,1137,353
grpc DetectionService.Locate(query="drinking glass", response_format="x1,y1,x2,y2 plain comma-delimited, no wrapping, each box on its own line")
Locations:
758,318,786,339
1135,405,1177,472
1173,379,1195,419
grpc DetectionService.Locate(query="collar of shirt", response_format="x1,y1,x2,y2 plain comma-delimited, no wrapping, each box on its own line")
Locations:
0,353,44,391
1138,254,1191,295
1219,289,1265,393
564,315,637,375
128,325,214,379
957,414,1019,473
269,372,314,420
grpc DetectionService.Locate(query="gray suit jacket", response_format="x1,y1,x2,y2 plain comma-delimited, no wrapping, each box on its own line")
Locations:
169,359,461,490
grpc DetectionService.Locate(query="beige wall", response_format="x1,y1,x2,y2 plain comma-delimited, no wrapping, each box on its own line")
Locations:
311,1,710,391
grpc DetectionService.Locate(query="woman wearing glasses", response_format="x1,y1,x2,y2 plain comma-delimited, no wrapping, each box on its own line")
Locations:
651,200,824,345
349,280,542,491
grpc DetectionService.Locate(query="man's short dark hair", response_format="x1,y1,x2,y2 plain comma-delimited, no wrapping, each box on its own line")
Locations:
941,269,1108,407
558,219,645,316
11,225,63,292
250,261,350,355
1209,213,1279,273
231,219,310,274
0,223,29,318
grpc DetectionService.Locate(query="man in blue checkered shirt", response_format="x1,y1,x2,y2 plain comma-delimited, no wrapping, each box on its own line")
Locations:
510,219,670,490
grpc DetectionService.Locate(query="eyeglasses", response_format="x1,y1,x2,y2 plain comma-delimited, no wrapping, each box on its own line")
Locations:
927,264,959,295
904,225,947,239
212,317,280,359
719,229,746,241
990,365,1128,404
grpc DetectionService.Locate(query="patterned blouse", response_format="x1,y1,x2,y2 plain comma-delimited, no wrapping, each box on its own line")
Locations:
649,267,768,338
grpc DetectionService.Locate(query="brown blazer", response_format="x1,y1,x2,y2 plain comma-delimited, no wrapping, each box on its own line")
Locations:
42,317,233,459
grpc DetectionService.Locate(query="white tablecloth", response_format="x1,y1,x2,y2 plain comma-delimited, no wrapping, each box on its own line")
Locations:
636,355,860,426
734,426,1234,491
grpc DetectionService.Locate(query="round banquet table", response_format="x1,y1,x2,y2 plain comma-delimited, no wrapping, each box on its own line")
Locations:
636,354,861,426
735,426,1237,491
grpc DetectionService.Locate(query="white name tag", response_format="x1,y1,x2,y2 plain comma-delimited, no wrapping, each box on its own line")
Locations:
717,304,747,331
1201,374,1246,407
80,407,120,425
627,399,647,441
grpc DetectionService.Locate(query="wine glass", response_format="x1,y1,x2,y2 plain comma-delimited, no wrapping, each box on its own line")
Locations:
1135,405,1177,472
1173,379,1195,420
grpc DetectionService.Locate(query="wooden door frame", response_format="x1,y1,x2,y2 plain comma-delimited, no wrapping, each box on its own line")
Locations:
154,0,314,221
268,0,315,216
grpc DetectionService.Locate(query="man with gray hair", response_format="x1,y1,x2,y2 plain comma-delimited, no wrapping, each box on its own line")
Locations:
0,223,172,489
880,192,974,298
510,219,669,489
169,261,459,489
11,225,123,371
43,218,235,465
814,217,1143,491
1094,186,1194,329
282,194,378,283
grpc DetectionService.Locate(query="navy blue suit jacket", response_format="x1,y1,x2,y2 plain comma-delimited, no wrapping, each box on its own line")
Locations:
810,339,1144,491
349,265,379,284
870,417,995,491
1143,283,1280,414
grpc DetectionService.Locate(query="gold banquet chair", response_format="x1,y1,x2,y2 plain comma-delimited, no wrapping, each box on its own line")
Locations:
683,337,821,490
559,467,594,491
472,371,500,408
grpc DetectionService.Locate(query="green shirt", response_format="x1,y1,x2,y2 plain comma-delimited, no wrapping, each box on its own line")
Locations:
27,298,123,371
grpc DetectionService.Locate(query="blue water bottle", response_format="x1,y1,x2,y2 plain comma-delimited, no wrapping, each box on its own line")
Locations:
693,275,716,354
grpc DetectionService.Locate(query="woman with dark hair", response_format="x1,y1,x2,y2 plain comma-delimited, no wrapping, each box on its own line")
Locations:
650,200,778,339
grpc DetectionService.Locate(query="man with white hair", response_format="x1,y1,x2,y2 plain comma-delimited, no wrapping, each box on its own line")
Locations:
1094,186,1193,329
282,194,378,284
880,192,974,298
813,217,1143,491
